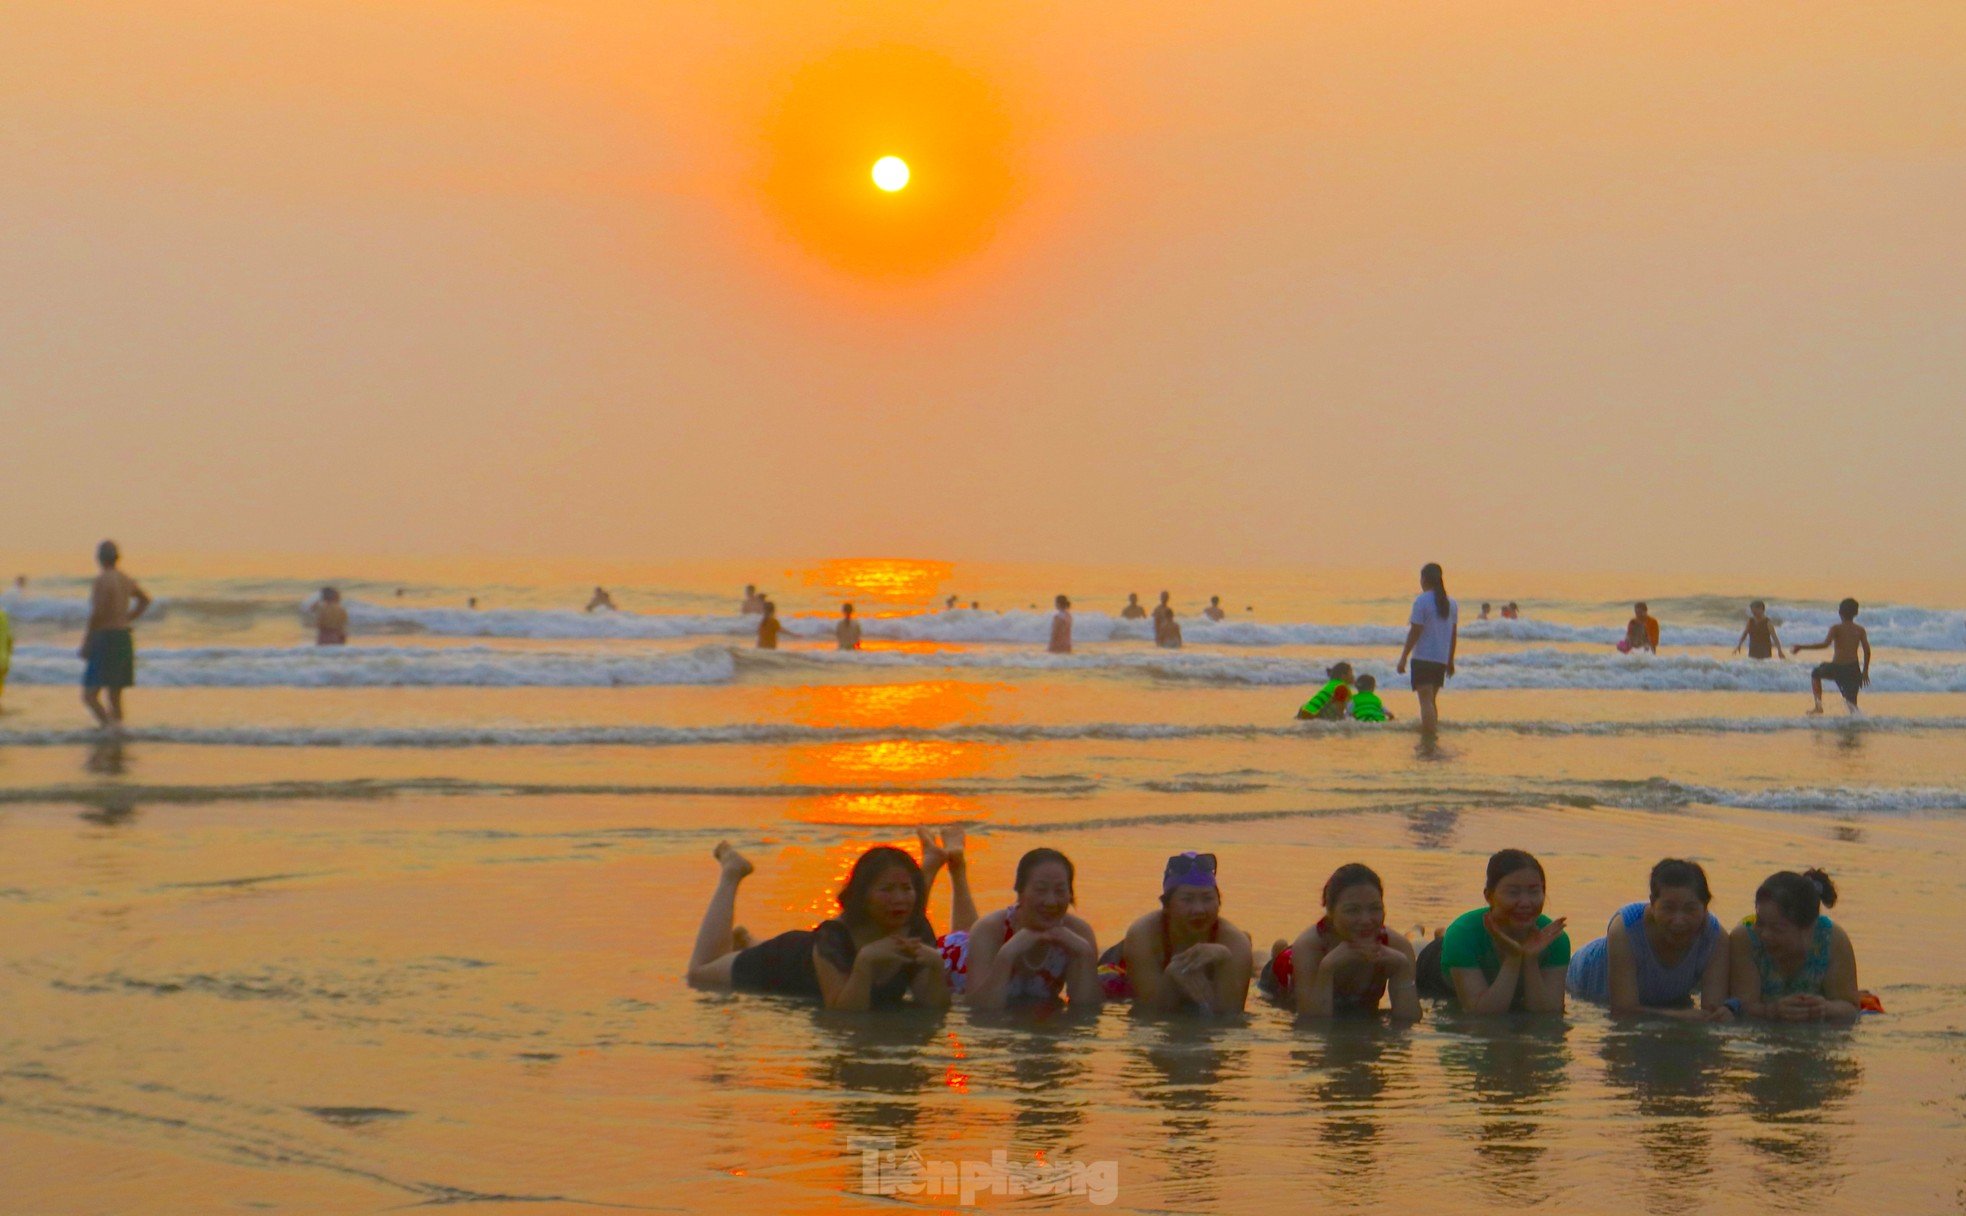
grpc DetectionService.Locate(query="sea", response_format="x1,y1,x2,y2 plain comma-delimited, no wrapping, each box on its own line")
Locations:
2,555,1963,1213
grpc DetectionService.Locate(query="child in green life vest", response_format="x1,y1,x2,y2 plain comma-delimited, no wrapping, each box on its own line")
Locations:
1350,673,1394,722
1297,662,1355,720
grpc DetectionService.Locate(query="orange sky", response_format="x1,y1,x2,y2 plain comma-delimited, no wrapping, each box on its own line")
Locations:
3,2,1961,578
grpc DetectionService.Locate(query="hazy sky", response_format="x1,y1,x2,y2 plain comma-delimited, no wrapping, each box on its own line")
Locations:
4,2,1961,578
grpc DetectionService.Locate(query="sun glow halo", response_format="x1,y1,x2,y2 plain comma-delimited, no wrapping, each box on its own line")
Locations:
872,156,910,192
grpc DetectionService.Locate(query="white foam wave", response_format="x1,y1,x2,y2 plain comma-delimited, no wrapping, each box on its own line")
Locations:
1609,778,1966,813
3,715,1964,749
4,643,737,688
8,591,1961,651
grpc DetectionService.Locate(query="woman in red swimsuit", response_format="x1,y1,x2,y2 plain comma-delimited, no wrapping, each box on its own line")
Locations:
1262,863,1421,1020
953,849,1102,1012
1101,851,1253,1015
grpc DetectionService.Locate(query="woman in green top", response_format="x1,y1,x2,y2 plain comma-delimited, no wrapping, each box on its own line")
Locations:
1418,848,1570,1014
1727,869,1860,1023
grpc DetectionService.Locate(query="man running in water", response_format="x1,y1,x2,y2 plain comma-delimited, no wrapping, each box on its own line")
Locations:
81,541,150,728
1793,598,1870,715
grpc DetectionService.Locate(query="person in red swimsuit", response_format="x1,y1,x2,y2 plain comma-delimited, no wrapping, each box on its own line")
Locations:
1262,863,1422,1020
1101,852,1253,1015
951,848,1102,1012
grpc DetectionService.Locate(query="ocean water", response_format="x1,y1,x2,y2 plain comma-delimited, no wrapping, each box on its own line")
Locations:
3,557,1964,1213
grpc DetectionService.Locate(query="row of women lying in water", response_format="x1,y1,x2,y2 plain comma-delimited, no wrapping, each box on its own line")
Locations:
687,833,1865,1022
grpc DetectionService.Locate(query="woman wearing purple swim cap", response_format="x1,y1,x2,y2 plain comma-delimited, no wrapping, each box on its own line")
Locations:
1095,851,1252,1015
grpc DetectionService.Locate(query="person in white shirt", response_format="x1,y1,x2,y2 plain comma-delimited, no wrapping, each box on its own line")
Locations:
1395,562,1459,732
1049,595,1073,654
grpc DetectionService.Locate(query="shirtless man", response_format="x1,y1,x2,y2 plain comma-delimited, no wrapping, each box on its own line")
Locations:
1120,593,1147,621
1049,595,1073,654
585,586,617,613
311,586,349,645
1733,600,1785,660
1152,592,1182,649
741,585,764,615
1793,598,1870,715
81,541,150,728
1203,596,1226,622
835,602,862,651
757,601,794,649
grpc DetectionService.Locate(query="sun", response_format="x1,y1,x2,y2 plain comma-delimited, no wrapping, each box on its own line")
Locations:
872,156,910,192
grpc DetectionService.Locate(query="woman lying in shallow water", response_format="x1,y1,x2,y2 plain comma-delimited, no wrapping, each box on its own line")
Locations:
1568,858,1732,1021
1261,863,1421,1020
1418,848,1570,1014
1098,851,1253,1015
1729,869,1860,1023
685,843,950,1012
935,841,1102,1012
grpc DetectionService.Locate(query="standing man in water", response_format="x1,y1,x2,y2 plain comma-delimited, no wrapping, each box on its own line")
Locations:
1203,596,1226,622
1120,593,1147,621
835,603,862,651
757,601,794,649
1049,595,1073,654
1793,598,1871,715
310,586,349,645
81,540,150,729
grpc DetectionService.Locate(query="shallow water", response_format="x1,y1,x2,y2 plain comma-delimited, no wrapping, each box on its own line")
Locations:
3,558,1964,1212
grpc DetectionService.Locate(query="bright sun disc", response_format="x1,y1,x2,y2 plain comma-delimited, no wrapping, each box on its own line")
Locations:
872,155,910,192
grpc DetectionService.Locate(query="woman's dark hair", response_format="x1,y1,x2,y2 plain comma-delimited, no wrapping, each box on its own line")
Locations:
1322,863,1383,911
1756,869,1837,927
1649,858,1713,904
1014,848,1076,904
1484,848,1545,894
837,846,927,928
1420,562,1450,619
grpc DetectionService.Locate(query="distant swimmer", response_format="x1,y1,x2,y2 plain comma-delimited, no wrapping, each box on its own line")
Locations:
310,586,349,645
12,574,24,592
1792,598,1870,715
970,601,980,610
1479,602,1492,621
835,602,862,651
586,586,617,613
1152,592,1182,649
1502,602,1520,620
945,596,960,612
1734,600,1786,661
1120,593,1147,621
81,540,150,729
1203,596,1226,622
741,584,764,615
467,597,479,610
757,601,794,649
1049,595,1073,654
1621,603,1659,654
0,599,13,705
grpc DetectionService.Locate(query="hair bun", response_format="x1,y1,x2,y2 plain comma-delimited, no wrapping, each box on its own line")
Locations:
1803,868,1839,908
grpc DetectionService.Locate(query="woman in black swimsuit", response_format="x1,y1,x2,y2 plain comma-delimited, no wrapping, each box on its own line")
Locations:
686,842,951,1012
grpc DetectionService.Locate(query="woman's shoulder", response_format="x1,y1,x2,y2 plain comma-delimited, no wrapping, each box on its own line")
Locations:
971,908,1010,938
1443,907,1489,935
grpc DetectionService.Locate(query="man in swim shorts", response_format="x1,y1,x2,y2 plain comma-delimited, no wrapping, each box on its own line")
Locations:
1792,598,1870,715
81,540,150,729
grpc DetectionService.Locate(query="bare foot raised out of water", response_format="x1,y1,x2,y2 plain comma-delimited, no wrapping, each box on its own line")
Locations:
942,826,966,869
713,841,754,881
916,827,946,874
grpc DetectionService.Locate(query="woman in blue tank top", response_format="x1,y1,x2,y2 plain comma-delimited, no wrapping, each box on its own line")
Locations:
1567,858,1731,1021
